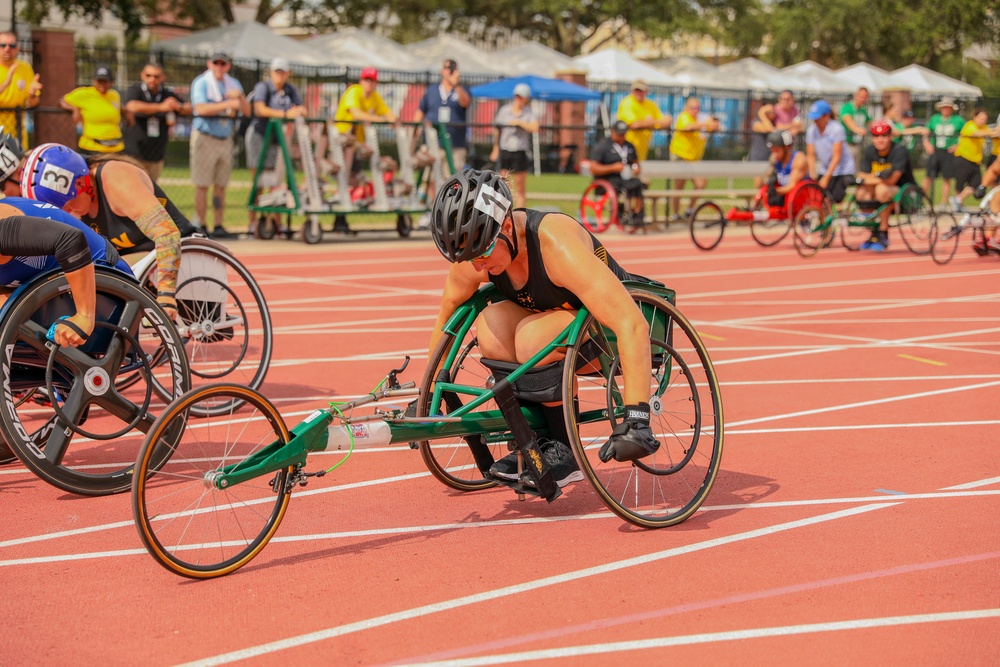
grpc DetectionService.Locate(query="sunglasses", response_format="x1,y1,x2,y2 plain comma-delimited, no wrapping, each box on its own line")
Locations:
0,43,17,49
212,60,228,66
473,238,498,262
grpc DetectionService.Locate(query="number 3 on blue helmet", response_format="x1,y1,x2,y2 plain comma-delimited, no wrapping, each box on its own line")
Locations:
20,143,90,208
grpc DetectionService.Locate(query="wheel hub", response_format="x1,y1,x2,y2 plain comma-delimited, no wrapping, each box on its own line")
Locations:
84,367,111,396
648,395,663,416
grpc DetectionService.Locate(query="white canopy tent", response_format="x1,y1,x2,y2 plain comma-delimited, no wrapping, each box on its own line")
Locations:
154,21,330,67
494,42,576,78
714,57,806,92
650,55,730,89
309,28,432,72
782,61,857,95
405,35,506,75
834,62,901,93
572,49,681,86
889,64,982,99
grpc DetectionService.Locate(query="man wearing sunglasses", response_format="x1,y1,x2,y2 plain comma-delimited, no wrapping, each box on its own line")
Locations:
123,62,189,182
0,31,42,147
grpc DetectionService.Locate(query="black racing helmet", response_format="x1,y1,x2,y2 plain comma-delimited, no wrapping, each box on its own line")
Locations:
766,129,794,148
431,169,512,263
0,125,24,183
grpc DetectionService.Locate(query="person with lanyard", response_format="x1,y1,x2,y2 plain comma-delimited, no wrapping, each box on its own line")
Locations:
588,119,646,227
856,118,916,251
60,65,123,155
764,130,808,207
427,170,663,489
189,51,249,240
19,143,196,318
122,62,189,182
414,58,470,175
805,100,856,205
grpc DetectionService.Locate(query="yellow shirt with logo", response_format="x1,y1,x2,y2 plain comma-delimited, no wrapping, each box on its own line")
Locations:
954,120,985,164
669,111,707,162
0,60,37,145
616,95,663,161
63,85,123,153
334,84,391,140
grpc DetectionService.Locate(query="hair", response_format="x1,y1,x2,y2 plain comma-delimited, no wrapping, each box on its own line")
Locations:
972,106,988,118
0,31,16,42
857,86,869,94
85,152,149,171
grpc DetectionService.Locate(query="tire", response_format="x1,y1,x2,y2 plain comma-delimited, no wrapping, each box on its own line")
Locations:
579,181,618,233
416,332,507,491
0,269,190,496
256,214,278,240
840,218,869,251
793,205,833,258
896,184,935,255
397,214,413,238
750,212,792,247
561,288,724,527
132,384,292,579
134,242,273,417
303,216,323,244
930,213,961,265
689,202,726,251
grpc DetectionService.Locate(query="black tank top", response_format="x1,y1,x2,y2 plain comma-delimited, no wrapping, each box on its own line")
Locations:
489,209,638,312
84,162,197,255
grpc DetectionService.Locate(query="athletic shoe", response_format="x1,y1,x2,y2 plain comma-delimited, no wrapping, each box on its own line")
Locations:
974,185,987,200
949,196,963,213
860,237,877,250
519,438,583,489
598,421,661,463
488,450,520,481
988,237,1000,254
211,226,237,240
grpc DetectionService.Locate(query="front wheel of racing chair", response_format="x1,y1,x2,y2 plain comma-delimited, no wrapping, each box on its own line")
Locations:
895,183,937,255
561,285,724,527
689,202,726,251
579,180,620,234
129,237,273,416
0,268,190,495
793,204,834,257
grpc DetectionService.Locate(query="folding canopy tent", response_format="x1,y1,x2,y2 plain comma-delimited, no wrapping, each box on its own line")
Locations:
308,28,433,72
889,64,982,100
405,34,507,75
572,49,681,86
470,75,604,176
834,62,901,93
782,61,857,95
155,20,329,67
714,57,807,92
494,42,576,78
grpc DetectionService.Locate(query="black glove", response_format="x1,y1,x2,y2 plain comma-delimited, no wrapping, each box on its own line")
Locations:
598,402,660,463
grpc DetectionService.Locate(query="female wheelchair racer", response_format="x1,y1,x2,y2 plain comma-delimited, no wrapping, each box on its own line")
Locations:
428,169,663,488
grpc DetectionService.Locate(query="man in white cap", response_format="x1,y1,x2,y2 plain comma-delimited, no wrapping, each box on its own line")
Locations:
490,82,538,208
616,79,670,162
245,57,306,236
923,97,965,209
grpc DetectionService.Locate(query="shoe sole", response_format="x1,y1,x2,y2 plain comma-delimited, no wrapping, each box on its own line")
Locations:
489,470,519,482
522,469,584,489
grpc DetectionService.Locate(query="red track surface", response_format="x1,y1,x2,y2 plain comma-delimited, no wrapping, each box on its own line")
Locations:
3,229,998,666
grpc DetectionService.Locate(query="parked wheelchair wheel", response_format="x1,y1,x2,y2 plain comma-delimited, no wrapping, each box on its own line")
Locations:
896,184,936,255
562,287,724,527
930,213,961,265
580,180,619,234
689,202,726,250
0,269,190,496
793,205,834,257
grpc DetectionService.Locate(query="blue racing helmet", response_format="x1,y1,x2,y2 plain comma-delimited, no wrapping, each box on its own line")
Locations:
20,143,90,208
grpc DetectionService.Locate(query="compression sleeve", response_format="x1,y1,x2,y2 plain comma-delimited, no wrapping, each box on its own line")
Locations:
133,203,181,296
0,215,93,273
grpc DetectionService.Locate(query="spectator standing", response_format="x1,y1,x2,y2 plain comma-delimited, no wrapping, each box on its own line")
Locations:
950,107,1000,211
190,51,249,239
60,65,123,154
122,62,189,181
749,102,777,187
922,97,966,209
333,67,397,179
490,82,538,209
805,100,856,205
839,87,870,167
615,80,670,162
0,31,42,146
759,90,803,136
668,95,718,218
589,119,646,226
414,58,470,173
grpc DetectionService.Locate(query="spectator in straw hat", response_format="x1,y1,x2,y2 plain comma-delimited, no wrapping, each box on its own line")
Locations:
616,79,670,162
60,65,123,154
923,96,965,210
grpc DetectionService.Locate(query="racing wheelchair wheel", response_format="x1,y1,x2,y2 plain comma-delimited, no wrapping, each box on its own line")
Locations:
132,238,273,417
579,180,619,234
793,204,834,258
930,212,961,265
689,202,726,251
896,184,936,255
561,286,724,527
132,383,292,579
0,269,190,496
416,332,507,491
397,214,413,238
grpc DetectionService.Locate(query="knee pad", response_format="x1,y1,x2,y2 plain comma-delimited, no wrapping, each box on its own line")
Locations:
481,358,564,403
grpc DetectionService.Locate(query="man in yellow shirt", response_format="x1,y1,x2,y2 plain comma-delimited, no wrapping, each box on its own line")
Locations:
668,95,718,218
0,31,42,146
60,65,123,153
332,67,398,190
615,80,670,162
950,108,999,211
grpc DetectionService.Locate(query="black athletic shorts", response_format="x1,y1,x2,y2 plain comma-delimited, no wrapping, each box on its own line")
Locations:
825,174,854,204
606,176,645,199
952,156,982,192
925,151,955,180
499,149,530,174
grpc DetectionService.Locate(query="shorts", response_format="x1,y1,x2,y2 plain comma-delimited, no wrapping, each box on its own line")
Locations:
952,156,982,192
499,149,529,174
190,129,234,188
766,186,786,208
825,174,854,204
245,128,278,171
607,176,645,200
925,151,955,180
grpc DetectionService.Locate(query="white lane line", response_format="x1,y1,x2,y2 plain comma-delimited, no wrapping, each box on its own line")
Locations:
175,504,898,667
397,609,1000,666
942,477,1000,490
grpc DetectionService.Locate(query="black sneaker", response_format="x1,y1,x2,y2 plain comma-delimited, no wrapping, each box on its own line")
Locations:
520,438,583,489
488,451,520,481
598,421,660,463
974,185,987,200
211,226,237,240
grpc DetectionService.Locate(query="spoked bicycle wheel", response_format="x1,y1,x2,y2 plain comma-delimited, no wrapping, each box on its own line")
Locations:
793,205,834,257
931,213,961,265
132,384,293,579
562,288,724,527
417,332,507,491
689,202,726,250
579,180,618,234
749,212,791,247
0,270,190,495
134,240,273,416
896,184,936,255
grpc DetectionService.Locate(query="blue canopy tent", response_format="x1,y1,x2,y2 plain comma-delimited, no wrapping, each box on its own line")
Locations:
470,76,605,175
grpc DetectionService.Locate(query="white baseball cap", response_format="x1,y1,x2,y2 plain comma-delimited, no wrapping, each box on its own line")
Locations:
513,83,531,99
270,57,290,72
